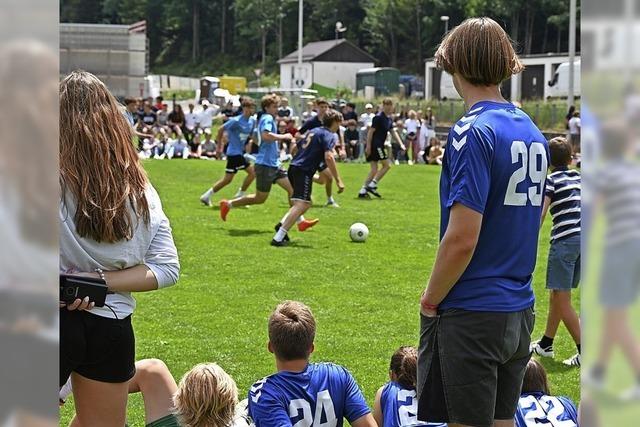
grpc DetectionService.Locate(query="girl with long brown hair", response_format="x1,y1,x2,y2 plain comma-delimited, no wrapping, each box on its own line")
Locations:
373,346,446,427
59,70,180,427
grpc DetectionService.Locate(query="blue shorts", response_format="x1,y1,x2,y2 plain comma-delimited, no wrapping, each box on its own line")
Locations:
599,239,640,307
546,234,580,291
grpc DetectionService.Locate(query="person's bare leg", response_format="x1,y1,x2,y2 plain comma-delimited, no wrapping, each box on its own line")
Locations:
543,291,563,339
212,173,234,193
374,159,392,182
71,372,128,427
321,168,333,200
494,419,515,427
240,166,255,192
276,177,294,200
365,162,378,184
128,359,177,424
229,191,268,207
610,309,640,375
282,201,310,231
556,291,581,346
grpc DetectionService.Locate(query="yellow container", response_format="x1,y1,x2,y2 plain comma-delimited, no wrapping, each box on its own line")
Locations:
219,76,247,95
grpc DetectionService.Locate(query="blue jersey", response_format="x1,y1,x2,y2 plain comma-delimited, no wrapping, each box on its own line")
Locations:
248,363,370,427
291,127,337,173
299,115,323,134
371,112,393,147
439,101,549,312
515,392,578,427
223,114,256,156
380,382,446,427
255,113,280,168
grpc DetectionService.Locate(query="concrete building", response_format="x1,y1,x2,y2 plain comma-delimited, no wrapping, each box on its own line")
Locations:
60,22,148,98
278,39,376,91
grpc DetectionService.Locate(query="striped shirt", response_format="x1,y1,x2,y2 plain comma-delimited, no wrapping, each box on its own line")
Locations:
545,167,581,242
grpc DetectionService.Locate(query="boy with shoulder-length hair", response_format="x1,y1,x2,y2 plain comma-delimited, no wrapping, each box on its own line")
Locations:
531,137,581,367
418,17,547,427
248,301,376,427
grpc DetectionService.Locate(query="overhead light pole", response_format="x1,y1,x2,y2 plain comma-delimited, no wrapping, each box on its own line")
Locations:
440,15,450,35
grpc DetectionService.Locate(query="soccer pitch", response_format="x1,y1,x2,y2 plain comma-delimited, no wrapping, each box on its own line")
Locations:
60,160,580,425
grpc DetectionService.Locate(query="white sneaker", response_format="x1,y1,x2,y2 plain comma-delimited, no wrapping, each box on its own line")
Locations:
199,195,212,207
620,384,640,401
326,200,340,208
408,160,414,165
562,353,581,367
530,340,554,358
394,159,400,165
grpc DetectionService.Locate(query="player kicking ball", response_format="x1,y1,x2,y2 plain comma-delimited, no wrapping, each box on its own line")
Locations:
358,98,404,199
271,109,345,246
200,97,257,206
248,301,377,427
220,94,317,233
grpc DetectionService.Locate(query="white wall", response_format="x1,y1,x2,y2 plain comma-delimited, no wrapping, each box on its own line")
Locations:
312,61,373,90
280,63,313,89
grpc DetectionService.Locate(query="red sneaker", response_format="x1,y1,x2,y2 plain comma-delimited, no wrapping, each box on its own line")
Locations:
297,218,319,232
219,200,230,221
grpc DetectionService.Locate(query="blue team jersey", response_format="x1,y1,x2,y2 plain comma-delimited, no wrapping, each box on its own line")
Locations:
248,362,370,427
299,115,323,134
255,113,280,168
291,127,337,173
515,392,578,427
223,114,256,156
380,382,446,427
439,101,549,312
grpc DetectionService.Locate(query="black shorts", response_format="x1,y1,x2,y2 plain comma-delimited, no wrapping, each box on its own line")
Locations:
288,165,314,203
366,144,388,162
417,308,534,427
60,309,136,386
226,155,249,174
318,161,327,172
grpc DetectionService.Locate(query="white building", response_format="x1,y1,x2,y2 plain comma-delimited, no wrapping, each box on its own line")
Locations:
278,39,376,91
425,53,581,101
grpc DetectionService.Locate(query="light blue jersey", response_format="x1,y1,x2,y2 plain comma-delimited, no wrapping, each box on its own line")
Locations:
380,382,446,427
223,114,256,156
255,113,280,168
248,363,370,427
439,101,549,312
515,392,578,427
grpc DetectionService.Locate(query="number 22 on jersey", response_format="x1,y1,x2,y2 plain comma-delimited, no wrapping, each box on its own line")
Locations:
504,141,548,207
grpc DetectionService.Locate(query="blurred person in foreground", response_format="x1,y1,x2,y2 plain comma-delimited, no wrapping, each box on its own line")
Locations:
515,359,578,426
418,18,547,426
584,122,640,400
60,70,180,426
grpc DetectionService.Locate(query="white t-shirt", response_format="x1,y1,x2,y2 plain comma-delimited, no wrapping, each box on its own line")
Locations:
59,184,180,319
198,106,219,128
404,118,420,134
568,117,581,135
359,112,375,131
185,111,198,129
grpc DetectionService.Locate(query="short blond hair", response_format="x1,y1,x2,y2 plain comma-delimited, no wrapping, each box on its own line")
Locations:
434,17,524,86
261,94,279,110
173,363,238,427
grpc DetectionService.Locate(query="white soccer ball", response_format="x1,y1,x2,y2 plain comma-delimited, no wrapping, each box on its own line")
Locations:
349,223,369,242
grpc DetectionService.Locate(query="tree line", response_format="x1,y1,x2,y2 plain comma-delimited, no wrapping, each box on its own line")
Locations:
61,0,580,78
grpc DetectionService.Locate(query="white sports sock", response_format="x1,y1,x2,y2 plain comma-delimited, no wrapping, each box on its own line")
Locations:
202,188,214,199
237,188,246,196
228,201,233,208
368,179,378,188
297,215,305,224
359,186,367,194
274,227,288,242
327,196,335,204
60,377,73,402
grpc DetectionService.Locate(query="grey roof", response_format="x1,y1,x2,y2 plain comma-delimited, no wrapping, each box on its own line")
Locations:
278,39,377,64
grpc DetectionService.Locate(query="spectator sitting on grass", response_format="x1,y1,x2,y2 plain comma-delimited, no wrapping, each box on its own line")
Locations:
277,96,294,119
157,103,170,131
166,133,190,159
168,104,185,136
425,137,444,165
201,131,218,159
189,131,203,159
344,119,360,161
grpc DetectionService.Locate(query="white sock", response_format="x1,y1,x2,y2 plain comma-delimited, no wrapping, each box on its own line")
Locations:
60,377,73,402
297,215,305,224
367,179,378,188
327,196,335,204
228,201,233,208
359,185,367,194
237,188,246,196
202,188,214,199
274,227,288,242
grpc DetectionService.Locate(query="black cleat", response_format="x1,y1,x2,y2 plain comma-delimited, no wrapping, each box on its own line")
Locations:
358,192,371,199
365,186,382,198
274,223,290,241
271,239,288,247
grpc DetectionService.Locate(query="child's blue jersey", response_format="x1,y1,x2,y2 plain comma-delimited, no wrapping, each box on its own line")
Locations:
223,114,256,156
439,101,549,312
255,113,280,168
380,382,446,427
515,392,578,427
248,362,370,427
291,127,337,173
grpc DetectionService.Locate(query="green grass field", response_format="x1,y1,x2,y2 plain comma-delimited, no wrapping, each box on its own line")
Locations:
61,160,580,425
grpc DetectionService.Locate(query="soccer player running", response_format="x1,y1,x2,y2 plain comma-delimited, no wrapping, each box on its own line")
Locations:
271,110,345,246
200,97,257,206
417,18,548,427
248,301,377,427
358,98,404,199
297,97,342,207
220,95,317,233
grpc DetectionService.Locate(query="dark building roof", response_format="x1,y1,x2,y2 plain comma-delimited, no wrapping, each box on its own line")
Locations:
278,39,377,64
